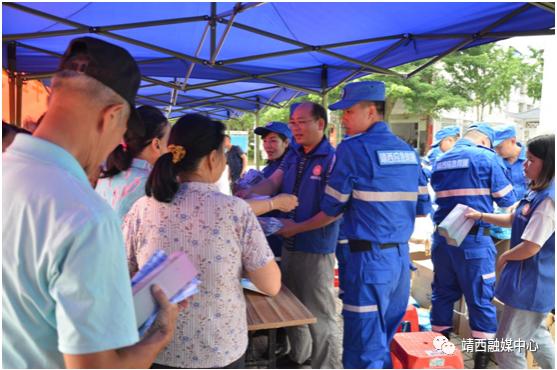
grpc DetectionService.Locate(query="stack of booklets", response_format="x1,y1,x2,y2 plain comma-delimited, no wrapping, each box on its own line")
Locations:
437,204,475,247
241,278,271,296
131,250,199,335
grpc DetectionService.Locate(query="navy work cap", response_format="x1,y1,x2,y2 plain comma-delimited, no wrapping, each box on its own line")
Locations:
466,122,495,148
329,81,386,111
493,125,517,147
431,126,461,148
254,121,292,140
289,103,302,117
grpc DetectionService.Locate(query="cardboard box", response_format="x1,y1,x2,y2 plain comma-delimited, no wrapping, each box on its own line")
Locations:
527,350,539,369
494,239,510,287
457,297,505,340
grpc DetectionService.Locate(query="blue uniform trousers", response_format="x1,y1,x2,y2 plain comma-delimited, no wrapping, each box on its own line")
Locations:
430,233,498,339
336,240,350,300
342,244,411,369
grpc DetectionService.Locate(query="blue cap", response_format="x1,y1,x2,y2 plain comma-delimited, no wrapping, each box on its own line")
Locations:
466,122,495,148
289,102,302,117
430,126,461,148
328,81,386,111
493,125,516,147
254,121,292,140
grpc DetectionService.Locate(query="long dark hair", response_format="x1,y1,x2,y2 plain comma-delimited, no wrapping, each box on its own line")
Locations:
146,114,226,203
100,105,168,178
526,134,555,191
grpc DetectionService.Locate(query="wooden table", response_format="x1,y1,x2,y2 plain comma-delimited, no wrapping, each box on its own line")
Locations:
245,285,316,368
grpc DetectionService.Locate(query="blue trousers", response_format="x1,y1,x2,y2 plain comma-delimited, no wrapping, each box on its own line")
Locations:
342,244,411,369
336,240,350,301
430,232,498,339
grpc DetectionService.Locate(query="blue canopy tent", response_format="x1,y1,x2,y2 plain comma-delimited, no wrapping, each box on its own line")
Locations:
3,2,555,162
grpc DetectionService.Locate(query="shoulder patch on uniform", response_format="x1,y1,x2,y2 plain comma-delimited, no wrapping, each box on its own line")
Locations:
377,150,418,166
435,158,471,171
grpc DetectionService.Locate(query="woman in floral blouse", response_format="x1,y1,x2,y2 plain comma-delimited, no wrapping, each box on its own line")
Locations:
122,114,281,369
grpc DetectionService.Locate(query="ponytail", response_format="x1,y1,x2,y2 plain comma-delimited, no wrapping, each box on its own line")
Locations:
145,152,180,203
100,144,135,178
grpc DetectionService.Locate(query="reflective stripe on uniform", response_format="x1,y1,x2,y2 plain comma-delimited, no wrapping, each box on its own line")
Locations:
352,190,418,202
419,186,429,195
436,188,490,198
338,239,348,244
492,184,513,198
431,325,452,332
471,330,496,339
325,185,350,202
343,303,378,313
482,272,495,280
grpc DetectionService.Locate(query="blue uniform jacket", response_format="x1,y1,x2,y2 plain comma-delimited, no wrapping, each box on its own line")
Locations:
261,158,285,257
502,143,528,199
431,139,517,231
321,121,432,243
496,182,555,313
280,136,340,254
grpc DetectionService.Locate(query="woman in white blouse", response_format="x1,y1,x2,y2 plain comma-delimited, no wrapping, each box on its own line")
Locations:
123,114,281,369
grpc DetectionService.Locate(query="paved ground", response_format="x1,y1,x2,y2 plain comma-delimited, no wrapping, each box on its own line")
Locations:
249,288,499,369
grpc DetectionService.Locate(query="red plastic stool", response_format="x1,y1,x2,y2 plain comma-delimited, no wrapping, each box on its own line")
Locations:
390,332,464,369
391,352,403,369
397,305,420,333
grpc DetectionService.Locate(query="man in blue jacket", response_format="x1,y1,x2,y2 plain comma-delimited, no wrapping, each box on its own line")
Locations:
320,81,432,369
493,125,528,199
236,102,342,369
429,123,517,368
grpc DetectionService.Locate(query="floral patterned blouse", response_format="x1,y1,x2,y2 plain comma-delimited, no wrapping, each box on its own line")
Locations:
122,181,274,368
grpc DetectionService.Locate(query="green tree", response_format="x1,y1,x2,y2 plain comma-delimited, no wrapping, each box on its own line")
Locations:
522,46,544,102
443,44,525,121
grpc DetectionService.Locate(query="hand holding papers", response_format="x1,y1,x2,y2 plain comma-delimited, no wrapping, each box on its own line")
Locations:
438,204,475,247
131,250,199,335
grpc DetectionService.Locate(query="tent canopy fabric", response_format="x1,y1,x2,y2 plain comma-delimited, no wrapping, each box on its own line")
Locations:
3,2,555,119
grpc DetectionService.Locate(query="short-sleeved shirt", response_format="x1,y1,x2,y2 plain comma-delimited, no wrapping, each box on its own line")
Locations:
2,134,139,369
226,145,244,181
521,196,555,247
95,158,152,221
123,182,274,368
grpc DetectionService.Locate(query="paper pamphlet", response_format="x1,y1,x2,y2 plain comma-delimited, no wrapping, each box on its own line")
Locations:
241,278,271,296
438,204,474,247
131,250,199,334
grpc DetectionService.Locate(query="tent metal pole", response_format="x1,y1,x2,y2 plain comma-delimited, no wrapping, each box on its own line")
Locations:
139,84,157,89
210,3,217,58
20,72,55,80
217,2,265,18
220,20,401,76
8,42,17,124
324,37,407,94
16,42,63,57
136,94,174,105
407,3,533,78
16,77,23,126
2,16,209,41
203,88,282,108
281,91,300,108
181,22,211,90
210,2,241,65
254,97,261,170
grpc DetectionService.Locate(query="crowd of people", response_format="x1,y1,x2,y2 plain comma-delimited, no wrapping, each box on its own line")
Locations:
2,36,554,370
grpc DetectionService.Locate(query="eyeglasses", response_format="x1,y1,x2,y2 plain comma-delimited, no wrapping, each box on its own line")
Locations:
289,118,316,128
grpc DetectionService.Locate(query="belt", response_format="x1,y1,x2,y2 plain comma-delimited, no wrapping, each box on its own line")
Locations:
348,240,398,253
434,225,490,236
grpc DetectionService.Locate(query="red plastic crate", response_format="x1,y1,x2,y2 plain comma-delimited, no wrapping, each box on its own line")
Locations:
390,332,464,369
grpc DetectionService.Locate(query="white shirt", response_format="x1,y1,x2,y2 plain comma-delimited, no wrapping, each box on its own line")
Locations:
522,196,555,247
2,135,138,369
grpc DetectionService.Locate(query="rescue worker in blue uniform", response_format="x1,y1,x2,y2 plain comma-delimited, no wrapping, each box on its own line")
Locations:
429,122,517,369
422,126,460,179
236,102,342,369
253,121,293,358
321,81,432,369
464,134,555,369
493,125,528,199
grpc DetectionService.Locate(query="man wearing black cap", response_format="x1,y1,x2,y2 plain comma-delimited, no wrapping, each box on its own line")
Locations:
2,37,185,369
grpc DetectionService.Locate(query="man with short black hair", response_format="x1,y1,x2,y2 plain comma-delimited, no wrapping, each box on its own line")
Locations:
2,37,185,369
224,134,248,183
493,125,528,199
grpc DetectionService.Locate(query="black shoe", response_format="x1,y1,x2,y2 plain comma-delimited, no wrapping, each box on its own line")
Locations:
276,356,311,369
442,332,451,341
262,340,288,359
474,351,490,369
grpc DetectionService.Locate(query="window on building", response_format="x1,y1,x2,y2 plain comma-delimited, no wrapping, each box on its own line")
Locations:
519,103,526,113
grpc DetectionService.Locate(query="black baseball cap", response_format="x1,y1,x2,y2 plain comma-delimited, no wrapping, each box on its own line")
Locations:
56,37,145,135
